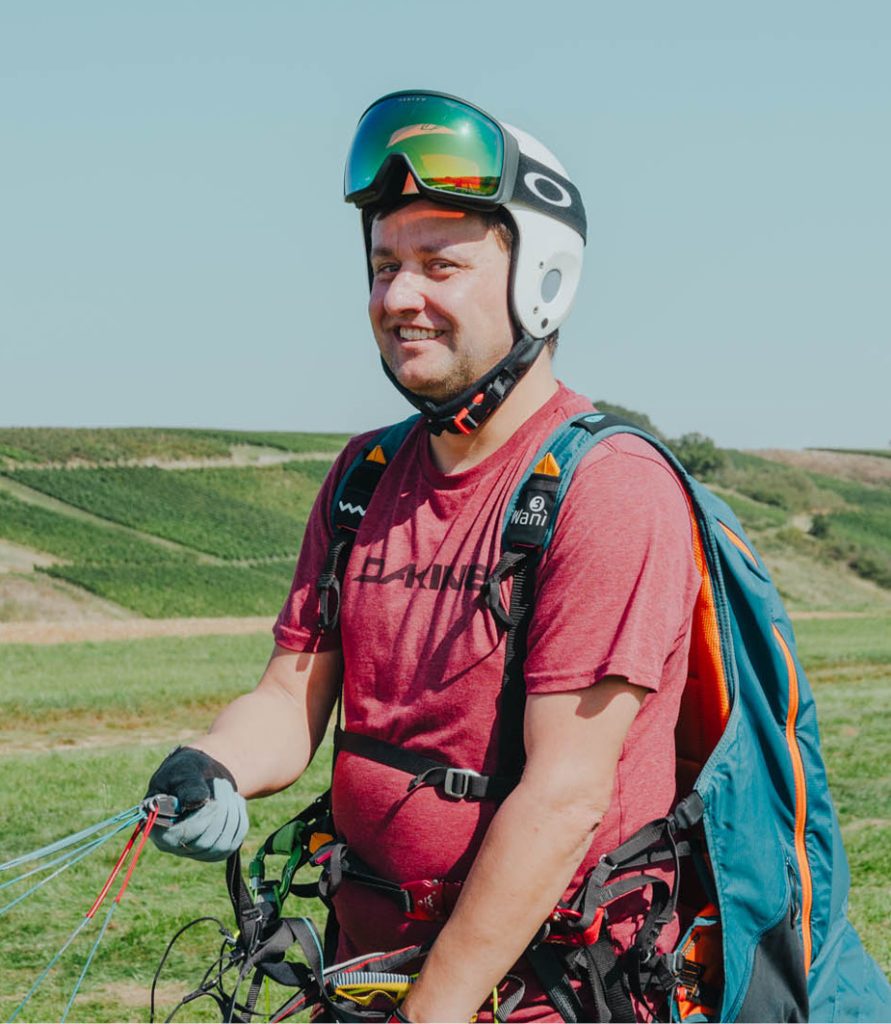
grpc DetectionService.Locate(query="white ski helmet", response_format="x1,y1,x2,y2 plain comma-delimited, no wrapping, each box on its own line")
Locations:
498,122,585,339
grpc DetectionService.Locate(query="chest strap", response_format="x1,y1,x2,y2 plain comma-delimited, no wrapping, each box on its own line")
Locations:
335,727,517,802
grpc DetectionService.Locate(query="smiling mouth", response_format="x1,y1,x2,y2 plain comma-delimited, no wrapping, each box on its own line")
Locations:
397,327,444,341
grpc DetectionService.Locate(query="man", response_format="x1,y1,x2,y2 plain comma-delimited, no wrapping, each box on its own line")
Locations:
147,91,699,1022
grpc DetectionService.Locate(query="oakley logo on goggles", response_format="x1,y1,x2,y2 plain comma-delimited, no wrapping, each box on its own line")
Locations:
344,91,586,242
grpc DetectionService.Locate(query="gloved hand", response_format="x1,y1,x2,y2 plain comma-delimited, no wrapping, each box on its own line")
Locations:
145,746,249,862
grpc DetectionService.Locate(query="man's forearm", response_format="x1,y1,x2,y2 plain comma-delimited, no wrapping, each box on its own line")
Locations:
188,646,342,798
189,687,313,797
401,778,601,1022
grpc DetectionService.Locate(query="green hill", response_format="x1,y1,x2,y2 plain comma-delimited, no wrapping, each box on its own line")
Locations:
1,421,890,621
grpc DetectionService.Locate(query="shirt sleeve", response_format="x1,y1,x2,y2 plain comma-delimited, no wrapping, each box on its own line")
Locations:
523,436,699,694
273,433,375,653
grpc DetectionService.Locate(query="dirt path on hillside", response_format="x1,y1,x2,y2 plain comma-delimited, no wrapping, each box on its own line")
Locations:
0,615,274,645
3,609,887,645
2,449,338,472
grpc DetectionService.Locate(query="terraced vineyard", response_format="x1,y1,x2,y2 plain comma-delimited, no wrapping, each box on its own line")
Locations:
47,560,296,618
0,429,343,620
7,464,328,560
2,423,891,623
0,491,189,565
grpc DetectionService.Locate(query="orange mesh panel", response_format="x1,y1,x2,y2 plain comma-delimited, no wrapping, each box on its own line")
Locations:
675,511,732,783
674,904,724,1020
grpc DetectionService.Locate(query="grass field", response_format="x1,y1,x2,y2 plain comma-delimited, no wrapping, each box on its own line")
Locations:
0,619,889,1022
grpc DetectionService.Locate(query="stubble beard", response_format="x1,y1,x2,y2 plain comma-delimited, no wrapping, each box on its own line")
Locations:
388,345,483,405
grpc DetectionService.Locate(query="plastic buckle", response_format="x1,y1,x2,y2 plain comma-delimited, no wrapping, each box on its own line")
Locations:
545,905,605,947
452,392,485,435
403,879,446,921
442,768,481,800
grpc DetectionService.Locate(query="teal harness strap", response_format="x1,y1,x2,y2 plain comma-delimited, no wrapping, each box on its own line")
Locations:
318,415,420,632
328,415,420,532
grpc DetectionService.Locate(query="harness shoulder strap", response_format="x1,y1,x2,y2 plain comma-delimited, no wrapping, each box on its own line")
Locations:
318,415,420,632
487,409,617,781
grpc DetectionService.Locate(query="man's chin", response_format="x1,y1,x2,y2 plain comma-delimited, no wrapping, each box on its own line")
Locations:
385,353,471,404
396,372,467,405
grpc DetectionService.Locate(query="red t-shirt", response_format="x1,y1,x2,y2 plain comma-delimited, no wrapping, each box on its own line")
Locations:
274,384,700,1018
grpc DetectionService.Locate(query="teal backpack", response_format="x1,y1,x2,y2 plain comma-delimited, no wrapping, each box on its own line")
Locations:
216,410,890,1023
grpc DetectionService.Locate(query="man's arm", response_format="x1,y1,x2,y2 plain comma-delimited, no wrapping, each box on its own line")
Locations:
187,643,343,796
400,677,645,1023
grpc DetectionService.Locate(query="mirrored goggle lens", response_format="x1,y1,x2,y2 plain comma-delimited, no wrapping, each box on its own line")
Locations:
345,94,504,201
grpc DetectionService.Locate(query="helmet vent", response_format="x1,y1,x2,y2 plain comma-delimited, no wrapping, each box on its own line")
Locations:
541,269,562,303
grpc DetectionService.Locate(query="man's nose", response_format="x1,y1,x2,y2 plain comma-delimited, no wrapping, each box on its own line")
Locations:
383,268,426,316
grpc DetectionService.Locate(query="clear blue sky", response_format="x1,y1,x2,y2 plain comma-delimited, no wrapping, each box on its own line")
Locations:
2,1,889,449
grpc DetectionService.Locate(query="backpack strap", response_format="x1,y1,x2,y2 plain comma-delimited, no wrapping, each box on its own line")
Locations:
317,415,419,632
484,411,699,1019
483,410,611,783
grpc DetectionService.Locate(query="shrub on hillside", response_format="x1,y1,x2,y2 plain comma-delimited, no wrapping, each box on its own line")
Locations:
670,432,726,480
713,452,831,513
592,401,666,440
848,549,891,589
810,514,831,539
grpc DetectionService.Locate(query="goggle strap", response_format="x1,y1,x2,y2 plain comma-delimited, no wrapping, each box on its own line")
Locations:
512,152,587,243
380,333,546,436
349,150,586,243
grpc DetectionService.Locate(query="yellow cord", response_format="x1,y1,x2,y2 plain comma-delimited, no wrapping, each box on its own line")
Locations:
333,981,413,1006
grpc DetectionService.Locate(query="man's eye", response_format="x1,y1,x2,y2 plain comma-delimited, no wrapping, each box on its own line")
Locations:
373,263,398,276
429,260,455,272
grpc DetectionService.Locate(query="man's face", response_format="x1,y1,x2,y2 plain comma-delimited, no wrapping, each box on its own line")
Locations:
368,200,514,403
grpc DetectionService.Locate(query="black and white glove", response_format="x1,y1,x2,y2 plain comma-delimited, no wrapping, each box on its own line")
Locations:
145,747,248,862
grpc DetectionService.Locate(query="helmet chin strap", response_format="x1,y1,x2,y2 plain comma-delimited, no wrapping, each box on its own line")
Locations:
381,333,546,436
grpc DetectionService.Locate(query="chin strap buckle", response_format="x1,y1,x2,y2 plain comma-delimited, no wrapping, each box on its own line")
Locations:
452,393,486,434
383,333,547,437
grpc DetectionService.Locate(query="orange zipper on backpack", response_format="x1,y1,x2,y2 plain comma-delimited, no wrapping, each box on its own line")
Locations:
772,623,814,971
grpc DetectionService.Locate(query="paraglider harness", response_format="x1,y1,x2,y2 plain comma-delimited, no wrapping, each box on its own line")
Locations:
156,410,729,1024
163,406,890,1022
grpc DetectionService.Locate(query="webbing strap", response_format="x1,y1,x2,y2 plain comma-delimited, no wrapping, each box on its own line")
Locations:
482,550,528,629
577,934,637,1023
319,843,412,913
495,549,537,785
574,875,672,935
335,727,517,802
587,818,675,889
319,415,419,634
226,851,266,954
526,942,584,1023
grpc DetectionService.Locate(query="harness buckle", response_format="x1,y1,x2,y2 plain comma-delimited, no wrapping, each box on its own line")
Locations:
404,879,443,921
545,905,605,947
442,768,481,799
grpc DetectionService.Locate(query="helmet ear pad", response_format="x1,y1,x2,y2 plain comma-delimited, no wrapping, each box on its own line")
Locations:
506,205,584,339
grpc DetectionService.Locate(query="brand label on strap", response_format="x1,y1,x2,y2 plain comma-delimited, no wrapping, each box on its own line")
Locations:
506,474,559,547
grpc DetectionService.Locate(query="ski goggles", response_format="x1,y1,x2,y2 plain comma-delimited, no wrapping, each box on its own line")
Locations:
344,90,586,240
